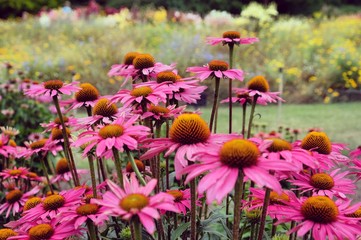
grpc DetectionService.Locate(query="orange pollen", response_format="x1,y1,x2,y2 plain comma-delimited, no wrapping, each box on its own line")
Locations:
54,116,69,125
42,194,65,211
301,196,338,223
6,189,23,204
222,31,241,39
76,203,99,216
28,224,54,240
156,71,177,83
126,160,145,173
92,98,118,117
123,52,140,65
310,173,334,190
30,139,48,150
220,139,259,169
130,86,153,97
167,190,184,202
170,113,210,145
9,169,22,176
301,132,332,155
267,138,292,152
269,191,290,205
208,60,229,71
0,229,17,240
247,76,270,92
148,105,170,114
99,124,124,139
133,54,155,69
43,80,63,90
346,206,361,218
75,83,99,102
24,197,42,211
120,193,149,212
51,127,71,140
55,158,70,175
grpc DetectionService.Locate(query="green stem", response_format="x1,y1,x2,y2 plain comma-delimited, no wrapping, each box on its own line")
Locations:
132,217,143,240
247,95,259,139
242,103,247,136
257,187,271,240
87,154,97,198
232,171,244,239
112,148,124,189
228,44,234,134
40,154,54,194
209,77,220,132
126,148,146,186
87,220,98,240
190,178,197,240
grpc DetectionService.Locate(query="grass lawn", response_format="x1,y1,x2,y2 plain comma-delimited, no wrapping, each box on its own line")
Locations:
199,101,361,149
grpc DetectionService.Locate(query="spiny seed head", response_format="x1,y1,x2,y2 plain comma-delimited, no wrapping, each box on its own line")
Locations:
220,139,259,169
156,71,177,83
43,80,63,90
26,172,39,179
247,76,270,92
133,54,155,69
167,190,184,202
301,196,338,223
301,131,332,155
208,60,229,71
123,52,140,65
310,173,334,190
130,86,153,97
346,206,361,218
55,158,70,175
0,229,17,240
75,83,99,102
126,160,145,173
8,139,17,147
28,224,54,240
24,197,42,211
9,169,22,176
170,113,210,145
51,127,71,140
269,191,290,205
148,105,170,114
222,31,241,39
5,189,23,204
30,139,48,150
245,208,262,224
98,124,124,139
120,193,149,211
46,191,59,197
54,116,69,125
267,138,292,152
92,98,118,117
76,203,99,216
43,194,65,211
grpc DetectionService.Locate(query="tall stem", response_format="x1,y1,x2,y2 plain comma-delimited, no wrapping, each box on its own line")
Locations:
228,44,234,134
232,171,244,239
87,220,98,240
40,154,54,194
209,77,220,132
242,103,247,136
126,148,146,186
87,154,97,198
247,95,259,139
190,177,197,240
132,217,143,240
112,148,124,189
257,187,271,240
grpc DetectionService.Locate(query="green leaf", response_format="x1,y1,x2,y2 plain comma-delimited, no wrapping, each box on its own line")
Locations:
171,222,191,240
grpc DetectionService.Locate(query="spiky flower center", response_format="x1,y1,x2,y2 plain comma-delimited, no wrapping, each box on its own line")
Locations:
245,208,262,224
270,191,290,205
51,127,71,140
9,169,22,176
6,189,23,204
126,160,145,173
56,158,70,175
0,229,17,240
133,54,155,69
301,196,338,223
167,190,184,202
301,132,332,155
30,139,48,150
8,139,17,147
148,105,170,114
120,193,149,211
267,138,292,152
92,98,118,117
248,76,270,92
99,124,124,139
130,86,153,97
54,116,69,125
75,83,99,102
157,71,177,83
43,80,63,90
220,139,259,169
208,60,229,71
76,203,99,216
43,195,65,211
24,197,42,211
170,113,210,145
123,52,140,65
223,31,241,39
310,173,334,190
29,224,54,240
27,172,39,179
346,206,361,218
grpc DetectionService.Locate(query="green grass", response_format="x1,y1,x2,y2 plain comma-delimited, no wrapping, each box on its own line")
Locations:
199,102,361,149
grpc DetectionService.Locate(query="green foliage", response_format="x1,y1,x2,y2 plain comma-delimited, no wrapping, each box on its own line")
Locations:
0,0,64,18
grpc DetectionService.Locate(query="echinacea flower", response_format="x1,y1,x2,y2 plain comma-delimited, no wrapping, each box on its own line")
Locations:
0,167,29,180
0,134,17,157
0,229,17,240
91,174,178,234
24,79,80,97
186,60,243,82
350,146,361,159
165,189,199,215
73,115,150,157
108,52,139,86
271,195,361,240
0,126,19,137
206,30,259,46
22,138,62,158
41,116,78,132
142,104,185,121
51,158,88,184
61,82,100,112
181,137,299,204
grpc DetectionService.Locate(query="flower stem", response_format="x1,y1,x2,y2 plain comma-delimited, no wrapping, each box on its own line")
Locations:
247,95,259,139
257,187,271,240
190,177,197,240
209,77,220,132
242,103,247,136
126,148,146,186
232,171,244,239
132,217,143,240
40,154,54,194
86,220,98,240
228,43,234,134
112,148,124,189
87,154,97,198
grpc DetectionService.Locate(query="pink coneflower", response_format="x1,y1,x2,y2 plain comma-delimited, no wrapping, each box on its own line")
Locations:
0,187,39,218
73,115,150,157
108,52,139,86
206,30,259,46
186,60,243,82
181,137,299,204
0,134,16,157
350,146,361,159
141,113,238,179
22,138,62,158
50,158,88,184
271,195,361,240
24,79,80,97
142,104,185,121
91,174,178,234
350,158,361,180
41,116,78,132
0,228,18,239
0,167,29,180
61,82,100,111
165,189,196,215
289,169,356,199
